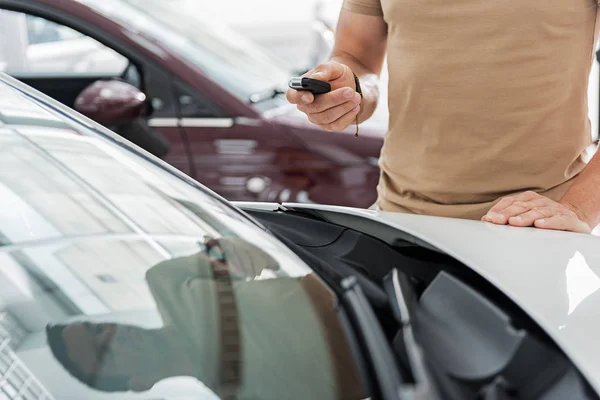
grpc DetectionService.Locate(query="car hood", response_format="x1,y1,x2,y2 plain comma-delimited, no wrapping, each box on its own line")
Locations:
238,202,600,393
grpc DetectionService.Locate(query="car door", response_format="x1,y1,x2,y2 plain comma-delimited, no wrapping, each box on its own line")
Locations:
173,79,317,202
0,9,192,175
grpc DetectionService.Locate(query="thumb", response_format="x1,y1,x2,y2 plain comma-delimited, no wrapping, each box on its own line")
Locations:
309,62,346,82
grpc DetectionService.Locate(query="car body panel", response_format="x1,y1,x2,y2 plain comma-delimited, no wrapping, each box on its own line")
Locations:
237,201,600,394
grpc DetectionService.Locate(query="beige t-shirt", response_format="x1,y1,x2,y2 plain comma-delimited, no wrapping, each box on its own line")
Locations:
345,0,600,219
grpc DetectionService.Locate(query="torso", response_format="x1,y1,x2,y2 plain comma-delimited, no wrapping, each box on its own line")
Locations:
378,0,599,219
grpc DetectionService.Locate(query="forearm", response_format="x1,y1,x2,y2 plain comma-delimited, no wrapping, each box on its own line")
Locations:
560,149,600,228
330,51,381,123
329,9,387,125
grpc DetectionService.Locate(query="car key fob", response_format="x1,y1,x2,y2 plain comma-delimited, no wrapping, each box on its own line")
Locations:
288,77,331,95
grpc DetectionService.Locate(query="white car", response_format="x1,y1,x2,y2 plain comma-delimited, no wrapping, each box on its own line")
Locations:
1,72,600,400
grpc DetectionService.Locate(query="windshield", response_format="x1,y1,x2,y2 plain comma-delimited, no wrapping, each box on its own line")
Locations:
77,0,291,102
0,80,366,399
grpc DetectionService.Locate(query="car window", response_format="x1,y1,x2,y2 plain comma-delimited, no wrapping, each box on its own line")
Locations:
0,82,368,399
0,10,127,76
26,15,84,45
174,79,229,119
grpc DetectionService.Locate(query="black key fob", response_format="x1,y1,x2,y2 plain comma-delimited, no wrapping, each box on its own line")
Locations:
288,77,331,95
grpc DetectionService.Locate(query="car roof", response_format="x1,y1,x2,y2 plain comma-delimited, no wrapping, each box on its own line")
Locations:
264,202,600,393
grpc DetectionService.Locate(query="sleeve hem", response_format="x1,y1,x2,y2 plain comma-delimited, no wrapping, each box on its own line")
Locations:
342,1,383,17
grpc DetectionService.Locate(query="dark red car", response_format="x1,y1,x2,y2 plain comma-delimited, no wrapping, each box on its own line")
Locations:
0,0,384,207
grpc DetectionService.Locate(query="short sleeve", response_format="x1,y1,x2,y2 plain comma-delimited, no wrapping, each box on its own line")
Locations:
342,0,383,17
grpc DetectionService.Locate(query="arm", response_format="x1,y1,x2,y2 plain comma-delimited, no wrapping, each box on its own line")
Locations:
330,9,388,124
482,149,600,233
286,9,387,131
558,150,600,229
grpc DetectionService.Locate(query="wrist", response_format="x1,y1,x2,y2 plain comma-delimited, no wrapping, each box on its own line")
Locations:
559,199,596,228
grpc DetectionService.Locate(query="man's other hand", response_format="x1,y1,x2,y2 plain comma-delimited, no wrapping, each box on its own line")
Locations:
286,61,361,132
482,191,592,234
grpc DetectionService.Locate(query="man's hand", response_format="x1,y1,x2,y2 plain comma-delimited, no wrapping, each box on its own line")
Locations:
286,61,362,132
482,191,592,233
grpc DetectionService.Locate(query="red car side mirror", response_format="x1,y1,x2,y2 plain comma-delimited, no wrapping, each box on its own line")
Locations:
75,79,147,124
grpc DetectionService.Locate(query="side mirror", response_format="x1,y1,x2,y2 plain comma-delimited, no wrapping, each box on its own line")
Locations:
75,79,147,124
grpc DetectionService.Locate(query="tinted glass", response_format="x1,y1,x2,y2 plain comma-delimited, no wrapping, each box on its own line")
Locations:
0,81,366,399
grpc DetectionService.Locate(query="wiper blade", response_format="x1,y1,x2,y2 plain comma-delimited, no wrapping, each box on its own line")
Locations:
387,269,441,400
249,87,285,104
341,276,404,399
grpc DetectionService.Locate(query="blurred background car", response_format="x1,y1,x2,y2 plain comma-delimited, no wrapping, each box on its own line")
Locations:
0,0,386,208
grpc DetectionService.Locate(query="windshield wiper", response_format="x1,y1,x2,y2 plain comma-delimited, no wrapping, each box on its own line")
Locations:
249,87,285,104
341,275,405,400
385,269,441,400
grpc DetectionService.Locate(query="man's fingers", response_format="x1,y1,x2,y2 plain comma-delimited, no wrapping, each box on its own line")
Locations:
286,89,314,105
286,88,301,105
288,61,356,128
483,191,542,223
517,191,541,202
495,198,549,222
299,87,360,114
484,199,532,224
301,92,314,104
310,61,346,82
508,206,554,227
323,105,361,132
308,99,362,125
486,196,516,215
534,215,592,234
483,191,593,234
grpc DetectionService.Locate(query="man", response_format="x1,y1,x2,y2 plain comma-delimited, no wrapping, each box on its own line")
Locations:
287,0,600,233
46,237,365,399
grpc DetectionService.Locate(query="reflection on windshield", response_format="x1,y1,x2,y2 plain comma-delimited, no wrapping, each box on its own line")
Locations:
42,238,364,399
0,312,56,400
0,88,366,398
77,0,291,102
